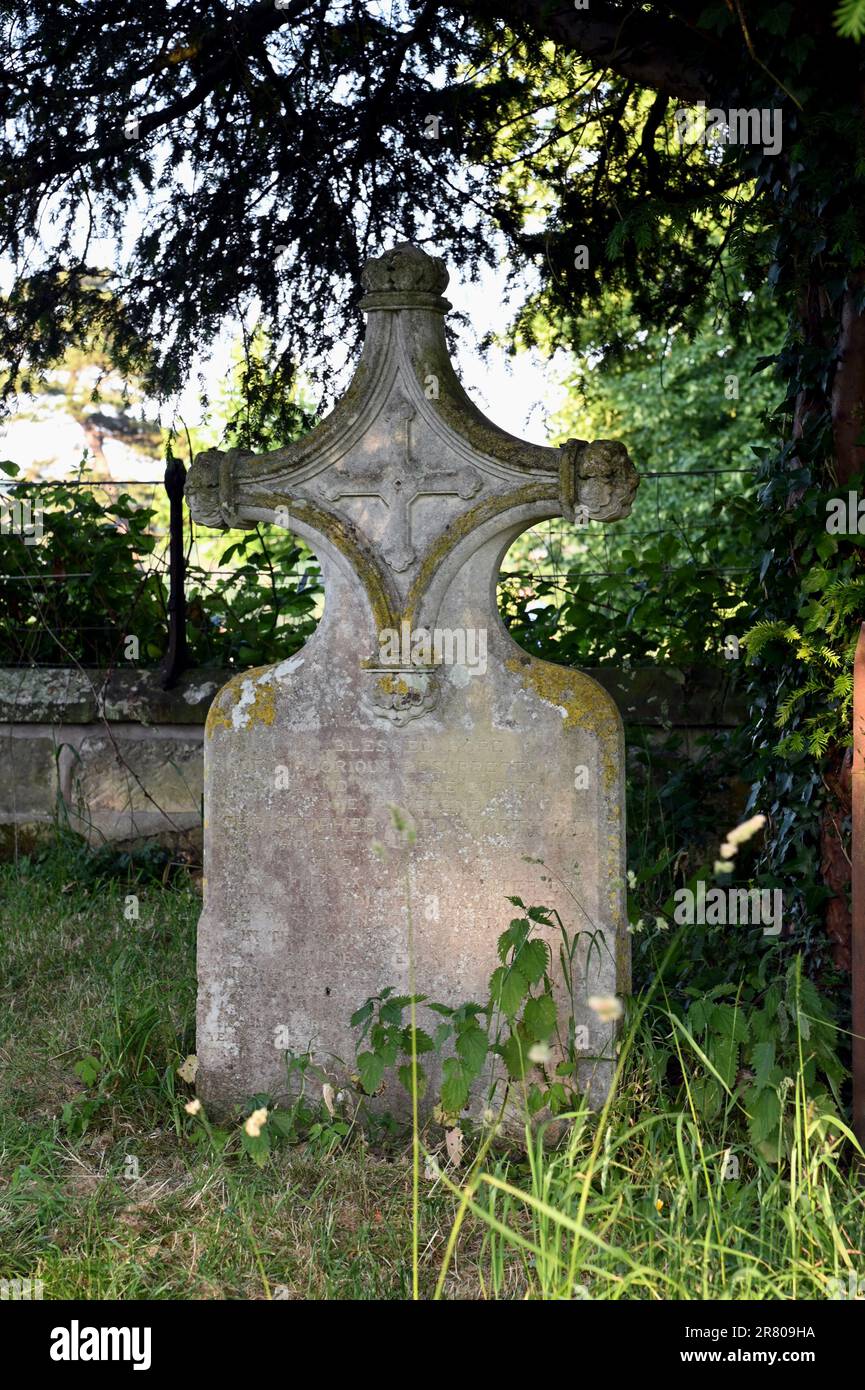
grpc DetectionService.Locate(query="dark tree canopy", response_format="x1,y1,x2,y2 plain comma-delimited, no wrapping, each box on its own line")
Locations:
1,3,859,442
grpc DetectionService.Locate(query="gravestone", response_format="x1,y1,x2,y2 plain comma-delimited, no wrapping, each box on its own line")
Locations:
186,243,639,1116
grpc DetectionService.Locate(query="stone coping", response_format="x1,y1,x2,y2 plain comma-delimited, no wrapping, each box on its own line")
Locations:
0,664,744,728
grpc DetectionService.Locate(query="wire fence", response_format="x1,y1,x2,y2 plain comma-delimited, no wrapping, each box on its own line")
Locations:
0,460,758,679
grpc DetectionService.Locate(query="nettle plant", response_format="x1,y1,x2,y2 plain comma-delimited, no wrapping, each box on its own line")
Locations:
351,899,603,1126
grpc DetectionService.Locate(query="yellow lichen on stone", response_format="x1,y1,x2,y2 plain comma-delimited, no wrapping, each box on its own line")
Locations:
255,491,398,636
504,656,621,791
205,665,278,739
378,674,410,697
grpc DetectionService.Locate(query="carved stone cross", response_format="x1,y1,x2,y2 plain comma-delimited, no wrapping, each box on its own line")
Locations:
321,401,483,573
187,243,639,1119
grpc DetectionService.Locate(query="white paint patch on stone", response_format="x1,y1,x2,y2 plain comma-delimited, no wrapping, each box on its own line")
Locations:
275,654,305,681
231,679,257,731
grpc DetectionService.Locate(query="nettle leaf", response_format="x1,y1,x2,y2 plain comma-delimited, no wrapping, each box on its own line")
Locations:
527,1083,545,1115
497,917,530,962
456,1023,488,1075
523,993,557,1042
517,938,549,985
526,905,554,925
710,1003,749,1043
380,994,415,1024
74,1055,102,1086
398,1063,428,1099
500,1028,530,1081
688,1000,708,1033
241,1126,271,1169
350,1000,374,1029
357,1050,385,1095
440,1058,470,1113
748,1085,781,1145
490,964,528,1016
751,1039,775,1087
400,1026,435,1055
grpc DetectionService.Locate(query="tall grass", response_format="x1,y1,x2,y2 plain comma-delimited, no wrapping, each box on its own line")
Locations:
2,841,864,1300
434,999,865,1299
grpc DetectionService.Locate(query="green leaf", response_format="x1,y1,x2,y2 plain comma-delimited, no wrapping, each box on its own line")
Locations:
380,994,415,1024
440,1058,470,1112
748,1085,781,1145
357,1050,385,1095
751,1039,775,1087
241,1126,271,1168
710,1003,748,1043
523,994,557,1042
398,1063,427,1099
350,1000,374,1029
74,1055,102,1086
500,1029,530,1081
400,1026,435,1055
268,1110,296,1139
497,918,529,962
456,1023,488,1075
490,964,527,1016
518,938,549,985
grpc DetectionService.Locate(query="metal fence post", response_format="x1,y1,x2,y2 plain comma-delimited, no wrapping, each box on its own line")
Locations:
160,454,188,689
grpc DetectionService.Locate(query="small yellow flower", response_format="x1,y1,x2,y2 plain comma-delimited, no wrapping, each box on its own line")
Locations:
244,1106,269,1138
655,1198,664,1212
184,1098,202,1116
588,994,624,1023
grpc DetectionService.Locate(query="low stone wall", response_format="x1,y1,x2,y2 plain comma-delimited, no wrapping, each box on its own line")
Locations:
0,667,222,852
0,664,744,852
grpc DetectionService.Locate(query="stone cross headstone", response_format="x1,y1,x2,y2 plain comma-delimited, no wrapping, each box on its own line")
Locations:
187,243,639,1116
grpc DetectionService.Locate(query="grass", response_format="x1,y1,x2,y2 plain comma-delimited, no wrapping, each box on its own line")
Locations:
2,842,865,1301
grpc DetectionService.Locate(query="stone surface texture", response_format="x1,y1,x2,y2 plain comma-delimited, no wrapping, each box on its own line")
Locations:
186,243,640,1116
